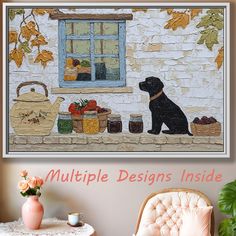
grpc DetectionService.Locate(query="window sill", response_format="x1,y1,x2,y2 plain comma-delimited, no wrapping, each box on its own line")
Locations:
51,87,133,94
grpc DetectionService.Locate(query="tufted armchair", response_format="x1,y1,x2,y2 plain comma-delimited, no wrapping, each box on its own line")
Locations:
134,188,214,236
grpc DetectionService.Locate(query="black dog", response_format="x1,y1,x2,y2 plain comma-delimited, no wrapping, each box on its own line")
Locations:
139,76,192,136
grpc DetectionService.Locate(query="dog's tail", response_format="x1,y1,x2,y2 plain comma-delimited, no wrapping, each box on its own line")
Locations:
187,130,193,136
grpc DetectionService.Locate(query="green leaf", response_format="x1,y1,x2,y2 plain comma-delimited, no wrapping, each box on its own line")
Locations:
207,9,224,15
213,20,224,30
20,191,28,197
9,9,16,21
196,13,223,30
218,180,236,216
19,42,32,53
9,9,25,21
197,28,218,50
196,14,211,28
218,218,236,236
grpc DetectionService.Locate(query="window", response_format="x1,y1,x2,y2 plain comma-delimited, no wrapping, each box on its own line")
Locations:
58,20,126,88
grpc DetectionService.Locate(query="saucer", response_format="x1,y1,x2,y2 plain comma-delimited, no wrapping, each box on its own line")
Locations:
67,221,84,227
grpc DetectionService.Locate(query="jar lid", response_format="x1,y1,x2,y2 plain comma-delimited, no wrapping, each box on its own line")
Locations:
108,114,121,119
84,111,97,115
130,114,142,118
59,111,71,115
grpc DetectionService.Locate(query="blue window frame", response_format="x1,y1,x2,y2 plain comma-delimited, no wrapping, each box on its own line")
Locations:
58,20,126,88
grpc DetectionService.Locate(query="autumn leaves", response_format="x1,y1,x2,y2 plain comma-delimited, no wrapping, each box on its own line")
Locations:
8,8,224,70
162,8,224,69
8,9,54,68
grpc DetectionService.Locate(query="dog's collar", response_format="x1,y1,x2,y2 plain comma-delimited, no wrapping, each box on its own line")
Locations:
150,90,163,101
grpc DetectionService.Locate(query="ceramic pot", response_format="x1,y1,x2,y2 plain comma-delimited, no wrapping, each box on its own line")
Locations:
22,196,44,230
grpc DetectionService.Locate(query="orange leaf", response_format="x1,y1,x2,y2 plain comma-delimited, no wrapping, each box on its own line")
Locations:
21,25,31,41
164,12,190,30
9,48,25,68
160,9,174,15
45,8,57,14
33,9,47,15
190,9,202,19
34,50,54,68
21,21,39,41
215,47,224,69
9,31,18,44
31,35,48,47
132,8,148,13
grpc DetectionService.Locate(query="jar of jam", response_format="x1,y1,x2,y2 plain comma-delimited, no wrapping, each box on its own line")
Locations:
129,114,143,133
107,114,122,133
57,112,73,134
83,111,99,134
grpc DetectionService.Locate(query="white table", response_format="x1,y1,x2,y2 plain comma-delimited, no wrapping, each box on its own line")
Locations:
0,218,95,236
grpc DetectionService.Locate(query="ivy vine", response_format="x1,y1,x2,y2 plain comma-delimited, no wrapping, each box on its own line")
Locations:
162,8,224,69
8,8,55,68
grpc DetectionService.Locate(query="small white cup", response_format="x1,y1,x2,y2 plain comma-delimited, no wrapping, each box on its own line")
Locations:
68,212,83,226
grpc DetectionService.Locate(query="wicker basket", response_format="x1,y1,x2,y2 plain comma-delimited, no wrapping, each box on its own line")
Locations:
97,109,111,132
72,115,83,133
190,122,221,136
71,109,111,133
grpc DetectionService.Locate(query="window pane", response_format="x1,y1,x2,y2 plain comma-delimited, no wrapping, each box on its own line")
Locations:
95,40,119,55
66,40,90,54
66,22,90,36
95,58,120,81
64,57,91,81
94,23,118,35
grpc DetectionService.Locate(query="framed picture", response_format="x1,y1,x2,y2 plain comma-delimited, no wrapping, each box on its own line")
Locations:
2,2,230,158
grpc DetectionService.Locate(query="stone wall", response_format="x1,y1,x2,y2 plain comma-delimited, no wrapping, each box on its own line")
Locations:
9,133,223,152
8,8,224,133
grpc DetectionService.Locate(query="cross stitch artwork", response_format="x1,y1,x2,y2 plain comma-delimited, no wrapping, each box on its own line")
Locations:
3,3,230,158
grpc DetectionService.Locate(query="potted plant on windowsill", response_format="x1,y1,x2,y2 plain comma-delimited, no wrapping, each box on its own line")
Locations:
18,170,44,230
218,180,236,236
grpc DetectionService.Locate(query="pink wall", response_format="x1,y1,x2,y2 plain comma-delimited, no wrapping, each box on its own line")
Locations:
0,0,235,236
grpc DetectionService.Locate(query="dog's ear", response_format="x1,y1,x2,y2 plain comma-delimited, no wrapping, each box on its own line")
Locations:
159,80,164,89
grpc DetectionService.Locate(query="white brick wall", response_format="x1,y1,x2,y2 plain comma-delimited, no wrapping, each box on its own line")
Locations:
8,8,224,133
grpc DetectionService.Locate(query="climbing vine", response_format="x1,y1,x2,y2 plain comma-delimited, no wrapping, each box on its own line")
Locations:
162,8,224,69
8,8,55,68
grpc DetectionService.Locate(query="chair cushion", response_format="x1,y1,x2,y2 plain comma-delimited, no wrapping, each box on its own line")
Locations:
179,206,213,236
136,192,210,236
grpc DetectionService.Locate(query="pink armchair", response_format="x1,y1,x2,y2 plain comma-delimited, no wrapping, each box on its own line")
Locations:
134,188,214,236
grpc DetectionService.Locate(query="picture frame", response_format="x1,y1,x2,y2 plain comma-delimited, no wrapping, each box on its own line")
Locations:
2,2,230,158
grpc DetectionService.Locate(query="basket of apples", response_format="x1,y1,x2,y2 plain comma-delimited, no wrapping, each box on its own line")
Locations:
68,99,111,133
190,116,221,136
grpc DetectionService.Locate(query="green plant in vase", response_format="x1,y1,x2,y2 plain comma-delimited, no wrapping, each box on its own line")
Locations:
218,180,236,236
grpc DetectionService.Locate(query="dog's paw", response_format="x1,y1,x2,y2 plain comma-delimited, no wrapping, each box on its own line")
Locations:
148,130,160,135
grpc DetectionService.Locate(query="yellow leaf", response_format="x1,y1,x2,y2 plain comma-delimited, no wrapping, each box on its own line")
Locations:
34,50,54,68
160,9,174,15
215,47,224,69
21,21,40,41
21,25,31,41
191,9,202,19
33,8,55,15
9,48,25,68
31,35,48,47
33,9,47,15
45,8,57,14
132,8,148,13
164,12,190,30
9,31,18,44
27,21,40,36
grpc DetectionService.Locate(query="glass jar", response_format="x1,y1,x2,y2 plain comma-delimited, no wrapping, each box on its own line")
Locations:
129,114,143,133
107,114,122,133
83,111,99,134
57,112,73,134
64,67,78,81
